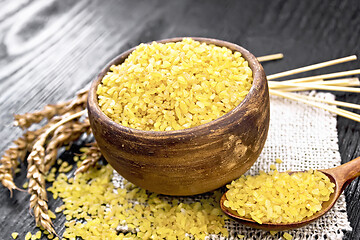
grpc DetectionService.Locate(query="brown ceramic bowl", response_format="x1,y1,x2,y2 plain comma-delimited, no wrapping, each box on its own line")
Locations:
87,37,270,196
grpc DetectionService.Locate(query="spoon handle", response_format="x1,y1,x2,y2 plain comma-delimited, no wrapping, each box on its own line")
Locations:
323,156,360,187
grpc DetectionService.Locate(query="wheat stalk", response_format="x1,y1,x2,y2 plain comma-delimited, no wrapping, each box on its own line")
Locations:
257,53,284,62
267,55,357,80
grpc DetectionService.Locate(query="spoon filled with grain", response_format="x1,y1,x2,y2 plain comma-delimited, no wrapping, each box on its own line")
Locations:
220,156,360,231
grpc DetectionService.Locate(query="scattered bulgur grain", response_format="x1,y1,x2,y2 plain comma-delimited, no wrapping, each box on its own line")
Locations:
58,161,73,173
80,147,90,153
270,164,277,170
11,232,18,239
55,205,65,213
59,164,73,173
34,231,41,239
224,169,335,224
45,172,56,182
22,181,28,189
270,230,278,236
283,232,293,240
48,210,56,219
275,158,283,164
25,232,32,240
97,38,253,131
48,164,229,239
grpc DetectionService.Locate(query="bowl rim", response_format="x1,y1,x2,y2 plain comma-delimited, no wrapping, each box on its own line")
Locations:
88,37,267,139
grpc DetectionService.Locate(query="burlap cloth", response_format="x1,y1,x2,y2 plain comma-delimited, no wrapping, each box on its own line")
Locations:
113,91,352,239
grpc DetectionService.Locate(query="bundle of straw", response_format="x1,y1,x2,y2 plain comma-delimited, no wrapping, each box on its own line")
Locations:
259,54,360,122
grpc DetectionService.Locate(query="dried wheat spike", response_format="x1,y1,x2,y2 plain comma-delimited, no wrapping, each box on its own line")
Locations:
0,126,53,194
26,110,86,235
44,118,91,172
27,137,56,235
0,135,29,194
14,102,70,129
13,89,88,129
75,142,102,175
0,171,18,196
0,153,20,195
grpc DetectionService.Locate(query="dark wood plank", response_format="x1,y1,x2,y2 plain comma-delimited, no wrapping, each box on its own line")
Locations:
1,0,360,239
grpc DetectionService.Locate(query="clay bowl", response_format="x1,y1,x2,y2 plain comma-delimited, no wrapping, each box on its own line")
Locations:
87,37,270,196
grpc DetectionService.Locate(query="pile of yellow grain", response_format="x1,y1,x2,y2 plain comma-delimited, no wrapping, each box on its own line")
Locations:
223,169,335,224
97,38,253,131
47,164,229,239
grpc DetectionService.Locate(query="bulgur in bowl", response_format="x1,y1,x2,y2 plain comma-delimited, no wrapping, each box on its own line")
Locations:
87,37,269,195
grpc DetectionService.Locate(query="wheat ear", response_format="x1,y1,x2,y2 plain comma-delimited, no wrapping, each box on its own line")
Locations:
27,110,86,235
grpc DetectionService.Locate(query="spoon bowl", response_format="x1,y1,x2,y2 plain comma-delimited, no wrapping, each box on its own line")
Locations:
220,156,360,230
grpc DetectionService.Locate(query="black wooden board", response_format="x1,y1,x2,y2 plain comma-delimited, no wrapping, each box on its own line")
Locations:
0,0,360,239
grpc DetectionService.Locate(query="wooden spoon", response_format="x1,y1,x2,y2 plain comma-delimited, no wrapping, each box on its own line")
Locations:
220,156,360,231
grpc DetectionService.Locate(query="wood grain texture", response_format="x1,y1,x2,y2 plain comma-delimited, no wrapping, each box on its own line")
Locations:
0,0,359,239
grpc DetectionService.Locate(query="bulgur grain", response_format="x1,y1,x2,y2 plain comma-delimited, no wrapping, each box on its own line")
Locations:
270,164,277,170
275,158,283,164
34,231,41,239
47,164,229,239
97,38,253,131
224,169,335,224
25,232,32,240
48,210,56,219
283,232,293,240
11,232,18,239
